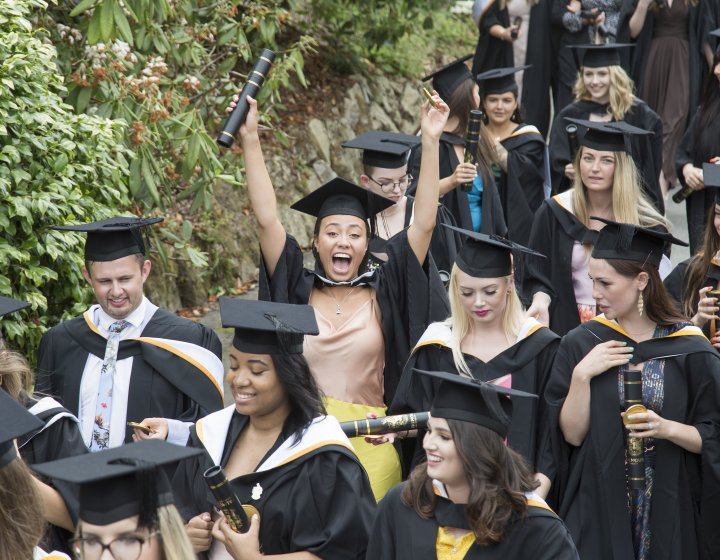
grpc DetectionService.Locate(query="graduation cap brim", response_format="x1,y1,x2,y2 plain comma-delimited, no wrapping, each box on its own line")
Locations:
33,440,202,525
219,296,319,355
568,43,634,68
564,117,652,152
591,216,688,267
476,65,530,95
0,296,30,318
442,223,545,277
421,54,473,101
414,368,537,437
291,177,394,221
0,389,44,468
52,216,163,262
342,131,420,169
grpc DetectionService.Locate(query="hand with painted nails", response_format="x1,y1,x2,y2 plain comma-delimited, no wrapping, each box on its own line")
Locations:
572,340,633,382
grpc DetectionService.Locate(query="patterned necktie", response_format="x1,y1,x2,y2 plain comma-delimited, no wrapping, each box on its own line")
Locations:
89,320,130,451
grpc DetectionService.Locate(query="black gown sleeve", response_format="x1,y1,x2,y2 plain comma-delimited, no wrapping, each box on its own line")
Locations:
663,259,690,308
508,137,546,214
365,484,402,560
520,201,557,303
675,111,698,184
35,329,57,397
548,109,574,194
258,235,313,304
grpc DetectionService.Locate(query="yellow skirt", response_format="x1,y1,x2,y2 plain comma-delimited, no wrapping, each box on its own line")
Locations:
324,396,401,502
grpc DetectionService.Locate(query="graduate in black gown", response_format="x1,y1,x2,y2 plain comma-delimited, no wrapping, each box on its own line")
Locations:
545,219,720,559
664,167,720,344
477,66,548,245
549,43,664,213
36,217,225,449
172,298,375,560
35,440,200,560
390,226,559,500
522,119,671,335
368,369,579,559
235,93,450,500
0,297,87,554
342,130,462,281
409,56,507,237
471,0,516,75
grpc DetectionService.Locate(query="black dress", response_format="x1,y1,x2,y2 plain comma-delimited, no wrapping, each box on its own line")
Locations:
549,99,664,213
366,483,579,559
173,408,375,560
472,0,515,75
545,317,720,559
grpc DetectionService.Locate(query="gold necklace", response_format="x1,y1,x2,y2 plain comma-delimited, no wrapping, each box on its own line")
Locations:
327,286,357,315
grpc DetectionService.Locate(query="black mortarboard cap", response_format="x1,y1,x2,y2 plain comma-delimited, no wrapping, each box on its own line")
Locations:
476,66,529,96
414,369,537,437
565,118,652,153
591,217,688,268
52,216,163,262
0,389,43,468
342,131,421,169
220,297,319,355
33,440,202,526
291,177,393,221
443,224,545,278
0,296,30,318
702,163,720,203
421,54,473,102
569,43,634,68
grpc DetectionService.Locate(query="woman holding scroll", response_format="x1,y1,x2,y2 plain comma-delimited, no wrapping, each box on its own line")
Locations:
172,298,374,560
545,219,720,559
390,226,559,501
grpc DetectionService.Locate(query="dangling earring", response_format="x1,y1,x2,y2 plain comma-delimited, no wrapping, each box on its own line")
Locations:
637,291,644,317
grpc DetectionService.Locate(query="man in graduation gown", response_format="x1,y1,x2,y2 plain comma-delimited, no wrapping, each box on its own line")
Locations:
36,217,224,450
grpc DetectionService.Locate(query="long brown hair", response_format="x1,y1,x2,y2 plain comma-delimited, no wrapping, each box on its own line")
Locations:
681,204,720,317
401,420,537,547
0,458,45,559
606,259,686,325
447,78,478,137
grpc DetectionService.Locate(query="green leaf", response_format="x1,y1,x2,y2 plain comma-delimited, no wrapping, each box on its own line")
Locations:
113,0,134,45
87,5,103,43
53,153,69,173
75,87,92,113
140,156,160,205
182,220,192,240
69,0,98,17
99,0,116,41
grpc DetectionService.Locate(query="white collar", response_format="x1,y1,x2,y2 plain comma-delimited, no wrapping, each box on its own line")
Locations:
94,296,149,331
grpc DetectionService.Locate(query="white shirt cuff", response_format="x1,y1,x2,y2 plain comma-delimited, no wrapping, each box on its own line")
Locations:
166,419,192,446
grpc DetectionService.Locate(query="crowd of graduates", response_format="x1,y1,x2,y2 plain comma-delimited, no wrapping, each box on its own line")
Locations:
5,4,720,559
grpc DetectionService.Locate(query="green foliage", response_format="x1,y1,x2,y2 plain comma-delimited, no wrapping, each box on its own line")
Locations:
0,0,132,357
35,0,314,217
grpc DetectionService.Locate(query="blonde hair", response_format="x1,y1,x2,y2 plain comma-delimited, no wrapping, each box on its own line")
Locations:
573,65,635,121
157,504,196,560
0,458,45,560
446,265,524,377
571,148,670,231
0,349,34,401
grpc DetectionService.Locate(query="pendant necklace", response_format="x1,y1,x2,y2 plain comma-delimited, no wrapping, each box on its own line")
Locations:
328,286,357,315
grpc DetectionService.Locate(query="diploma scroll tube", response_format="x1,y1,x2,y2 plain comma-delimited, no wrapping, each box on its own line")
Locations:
339,412,429,438
622,369,646,491
203,465,258,533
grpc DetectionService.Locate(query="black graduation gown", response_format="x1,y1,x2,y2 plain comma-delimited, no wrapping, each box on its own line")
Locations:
20,396,88,555
664,257,720,339
545,318,720,559
173,411,375,560
35,308,224,443
258,230,448,407
629,0,706,125
408,133,508,237
549,100,664,212
390,320,560,475
551,0,591,113
520,196,598,336
497,125,547,245
522,0,562,137
472,0,514,75
366,483,579,559
676,111,715,255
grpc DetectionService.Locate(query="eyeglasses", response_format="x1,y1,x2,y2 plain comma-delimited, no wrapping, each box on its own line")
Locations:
70,532,158,560
366,173,413,193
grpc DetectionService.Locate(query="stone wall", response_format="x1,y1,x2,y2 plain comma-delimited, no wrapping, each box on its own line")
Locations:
146,73,423,310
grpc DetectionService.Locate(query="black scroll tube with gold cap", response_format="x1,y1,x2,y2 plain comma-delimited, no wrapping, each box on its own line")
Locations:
339,412,429,438
217,48,276,148
622,369,646,491
204,465,259,533
566,123,579,161
462,109,484,192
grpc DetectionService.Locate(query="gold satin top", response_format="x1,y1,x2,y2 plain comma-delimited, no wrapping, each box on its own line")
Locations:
436,527,475,559
303,296,385,407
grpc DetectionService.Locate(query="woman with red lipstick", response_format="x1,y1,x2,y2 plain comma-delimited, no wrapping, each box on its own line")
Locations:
368,369,579,559
545,219,720,559
236,94,450,501
391,226,559,501
548,43,663,211
173,298,375,559
521,119,670,335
